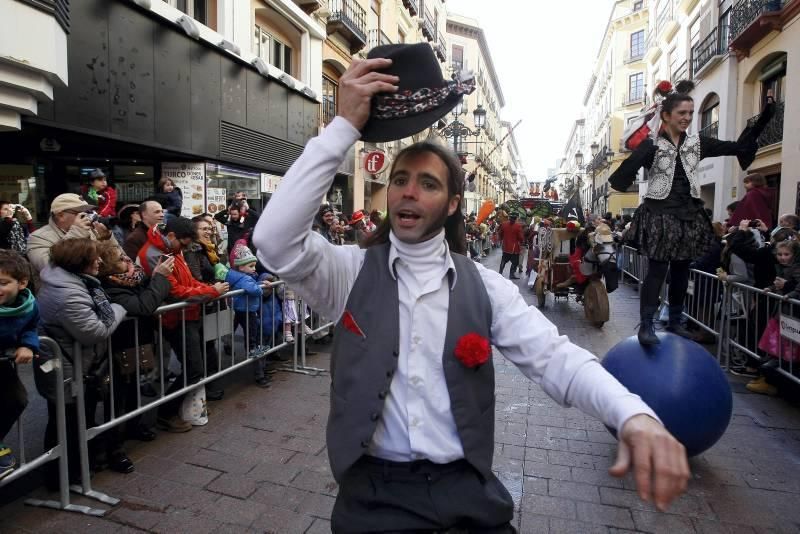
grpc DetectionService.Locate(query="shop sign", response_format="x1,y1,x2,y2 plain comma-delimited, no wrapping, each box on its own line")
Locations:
363,150,388,175
206,187,226,215
162,162,205,217
261,173,283,194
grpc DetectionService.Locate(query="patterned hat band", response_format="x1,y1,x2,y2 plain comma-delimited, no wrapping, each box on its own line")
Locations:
371,72,476,121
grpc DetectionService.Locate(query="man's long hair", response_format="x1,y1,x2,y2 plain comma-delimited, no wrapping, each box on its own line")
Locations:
363,142,466,255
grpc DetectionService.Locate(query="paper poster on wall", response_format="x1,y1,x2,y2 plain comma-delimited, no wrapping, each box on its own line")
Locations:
162,162,205,217
206,187,227,216
260,173,283,194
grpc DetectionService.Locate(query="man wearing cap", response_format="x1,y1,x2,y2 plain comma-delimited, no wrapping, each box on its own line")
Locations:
348,211,368,247
498,213,525,279
27,193,119,274
254,52,689,533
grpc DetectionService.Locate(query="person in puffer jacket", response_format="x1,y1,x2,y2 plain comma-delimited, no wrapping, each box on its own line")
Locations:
221,243,271,388
137,217,228,432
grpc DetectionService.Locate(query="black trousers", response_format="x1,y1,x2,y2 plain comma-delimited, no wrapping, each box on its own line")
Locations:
640,259,691,317
332,456,516,534
499,252,519,277
0,361,27,440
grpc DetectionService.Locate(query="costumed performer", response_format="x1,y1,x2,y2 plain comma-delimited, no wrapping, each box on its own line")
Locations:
609,80,775,346
253,43,689,534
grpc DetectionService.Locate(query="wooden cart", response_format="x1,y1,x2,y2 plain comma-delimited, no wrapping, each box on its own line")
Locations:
532,227,609,328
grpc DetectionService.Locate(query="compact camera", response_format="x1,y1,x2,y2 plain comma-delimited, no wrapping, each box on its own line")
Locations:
86,211,113,227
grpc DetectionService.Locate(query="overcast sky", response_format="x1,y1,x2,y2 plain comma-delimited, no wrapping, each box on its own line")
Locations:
448,0,615,182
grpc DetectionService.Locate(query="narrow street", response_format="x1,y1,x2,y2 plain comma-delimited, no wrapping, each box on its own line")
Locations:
2,249,800,533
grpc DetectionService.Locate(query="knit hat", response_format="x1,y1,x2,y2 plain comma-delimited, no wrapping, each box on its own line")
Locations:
232,243,257,267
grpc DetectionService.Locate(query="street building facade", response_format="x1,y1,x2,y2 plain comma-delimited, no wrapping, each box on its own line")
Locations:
0,0,324,221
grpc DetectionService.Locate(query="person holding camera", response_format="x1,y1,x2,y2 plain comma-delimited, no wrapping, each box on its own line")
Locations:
0,202,35,254
26,194,120,275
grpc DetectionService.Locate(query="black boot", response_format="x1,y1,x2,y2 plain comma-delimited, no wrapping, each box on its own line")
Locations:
665,305,693,339
638,307,660,345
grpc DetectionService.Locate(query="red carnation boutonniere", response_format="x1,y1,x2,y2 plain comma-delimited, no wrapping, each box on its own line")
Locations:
454,333,491,369
341,310,366,339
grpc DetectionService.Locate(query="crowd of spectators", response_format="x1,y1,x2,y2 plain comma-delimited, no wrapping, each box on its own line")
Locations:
0,171,385,485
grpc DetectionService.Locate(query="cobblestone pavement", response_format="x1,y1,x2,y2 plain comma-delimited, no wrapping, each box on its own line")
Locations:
3,249,800,533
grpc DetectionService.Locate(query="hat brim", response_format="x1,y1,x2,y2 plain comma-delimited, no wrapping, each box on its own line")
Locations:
55,203,96,214
361,93,462,143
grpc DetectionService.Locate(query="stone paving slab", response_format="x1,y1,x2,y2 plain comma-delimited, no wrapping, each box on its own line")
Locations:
2,250,800,533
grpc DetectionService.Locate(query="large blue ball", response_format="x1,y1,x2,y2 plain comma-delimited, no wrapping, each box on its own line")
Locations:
601,333,732,457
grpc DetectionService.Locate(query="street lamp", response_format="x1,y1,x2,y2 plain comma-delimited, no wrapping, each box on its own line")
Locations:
473,104,486,129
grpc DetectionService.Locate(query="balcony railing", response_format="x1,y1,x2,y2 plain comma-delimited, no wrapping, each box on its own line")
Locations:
655,1,675,38
434,30,447,62
327,0,368,53
621,93,645,107
747,100,784,148
366,29,391,50
691,27,722,75
699,121,719,139
624,47,646,63
402,0,418,16
730,0,785,42
671,60,688,83
420,6,436,41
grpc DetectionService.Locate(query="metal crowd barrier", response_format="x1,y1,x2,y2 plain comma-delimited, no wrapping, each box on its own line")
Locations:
0,337,104,515
725,282,800,385
65,279,330,511
623,247,800,386
290,298,333,377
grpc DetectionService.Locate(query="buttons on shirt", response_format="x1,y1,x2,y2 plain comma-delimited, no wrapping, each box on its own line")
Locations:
392,350,399,358
360,440,369,448
370,412,380,421
409,376,423,387
386,370,394,378
410,416,420,427
378,390,388,400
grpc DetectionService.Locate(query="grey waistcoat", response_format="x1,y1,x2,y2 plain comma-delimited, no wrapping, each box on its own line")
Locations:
326,242,494,482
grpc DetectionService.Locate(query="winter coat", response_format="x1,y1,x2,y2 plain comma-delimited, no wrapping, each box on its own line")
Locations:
184,241,217,283
123,223,149,261
728,186,775,229
0,217,33,253
0,288,40,353
80,184,118,217
225,269,263,313
137,225,218,328
728,232,776,290
154,188,183,218
498,221,525,255
102,273,171,349
35,265,126,402
27,219,118,274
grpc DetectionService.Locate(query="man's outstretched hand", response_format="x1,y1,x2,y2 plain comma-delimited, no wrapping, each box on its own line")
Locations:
338,58,399,130
608,414,690,511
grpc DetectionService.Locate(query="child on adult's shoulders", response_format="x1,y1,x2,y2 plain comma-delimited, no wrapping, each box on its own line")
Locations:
0,250,40,480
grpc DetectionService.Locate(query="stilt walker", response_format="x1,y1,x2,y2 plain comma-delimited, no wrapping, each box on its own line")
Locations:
609,81,775,345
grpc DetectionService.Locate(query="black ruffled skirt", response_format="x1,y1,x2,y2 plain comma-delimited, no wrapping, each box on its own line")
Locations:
627,204,714,262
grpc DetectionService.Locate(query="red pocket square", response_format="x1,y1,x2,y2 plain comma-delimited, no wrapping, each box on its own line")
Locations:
342,311,366,339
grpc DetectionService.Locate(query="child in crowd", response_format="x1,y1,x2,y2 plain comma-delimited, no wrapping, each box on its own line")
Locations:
0,250,39,479
223,243,271,388
282,286,312,344
81,169,117,217
751,239,800,396
155,178,183,221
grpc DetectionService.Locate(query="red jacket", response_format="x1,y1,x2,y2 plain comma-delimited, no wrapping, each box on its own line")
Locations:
729,186,775,229
138,225,218,328
80,184,117,217
498,221,525,254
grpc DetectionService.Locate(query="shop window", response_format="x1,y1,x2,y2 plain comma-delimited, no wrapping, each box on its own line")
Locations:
322,76,338,126
205,163,261,211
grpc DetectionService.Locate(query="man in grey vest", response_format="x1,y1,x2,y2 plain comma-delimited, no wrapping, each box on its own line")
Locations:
253,47,689,533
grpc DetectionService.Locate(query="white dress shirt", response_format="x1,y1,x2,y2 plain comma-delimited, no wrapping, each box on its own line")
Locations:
253,117,659,463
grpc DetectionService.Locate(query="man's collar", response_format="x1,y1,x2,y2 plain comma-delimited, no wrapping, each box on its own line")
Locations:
387,238,458,290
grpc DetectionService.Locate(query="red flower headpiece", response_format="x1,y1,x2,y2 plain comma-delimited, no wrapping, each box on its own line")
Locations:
454,333,491,369
656,80,673,93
